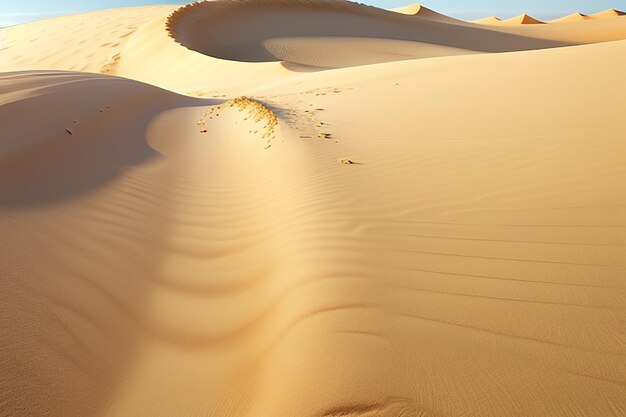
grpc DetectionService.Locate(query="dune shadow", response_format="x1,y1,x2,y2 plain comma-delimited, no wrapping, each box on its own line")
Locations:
166,0,570,66
280,61,329,72
0,71,211,417
0,71,208,207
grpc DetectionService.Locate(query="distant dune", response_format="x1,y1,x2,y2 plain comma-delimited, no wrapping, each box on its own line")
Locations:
473,8,625,26
471,16,501,24
474,13,544,25
501,13,545,25
548,12,589,24
589,9,625,19
390,2,458,22
1,1,626,417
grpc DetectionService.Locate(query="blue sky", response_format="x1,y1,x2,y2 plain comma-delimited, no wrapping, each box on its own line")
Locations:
0,0,625,27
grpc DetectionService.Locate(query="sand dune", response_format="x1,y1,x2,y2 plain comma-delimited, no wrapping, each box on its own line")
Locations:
390,3,458,22
469,14,626,45
477,13,544,25
0,6,177,73
0,70,202,416
590,9,625,19
471,16,501,25
501,13,544,25
548,12,589,24
165,0,573,68
1,1,626,417
2,1,626,88
474,9,625,26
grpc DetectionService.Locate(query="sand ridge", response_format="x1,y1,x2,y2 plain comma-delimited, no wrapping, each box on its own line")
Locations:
389,3,459,22
589,9,625,19
548,13,590,24
500,13,545,25
471,16,502,25
164,0,575,68
473,8,625,26
2,2,626,93
473,13,544,25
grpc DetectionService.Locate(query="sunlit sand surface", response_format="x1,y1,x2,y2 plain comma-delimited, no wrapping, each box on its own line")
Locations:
1,2,625,416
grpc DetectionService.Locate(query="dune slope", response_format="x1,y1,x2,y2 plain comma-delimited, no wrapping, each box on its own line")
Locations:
390,3,459,22
496,13,545,25
3,1,626,94
0,71,201,416
166,0,569,67
0,6,177,73
548,13,589,24
1,2,626,417
590,9,625,19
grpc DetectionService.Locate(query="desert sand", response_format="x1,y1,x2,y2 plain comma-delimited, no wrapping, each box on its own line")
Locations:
1,1,625,417
548,13,590,24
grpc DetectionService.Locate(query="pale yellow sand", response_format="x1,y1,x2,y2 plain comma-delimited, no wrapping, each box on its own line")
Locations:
548,13,590,24
498,13,545,25
1,2,626,417
473,8,624,26
390,3,459,22
471,16,502,25
589,9,625,19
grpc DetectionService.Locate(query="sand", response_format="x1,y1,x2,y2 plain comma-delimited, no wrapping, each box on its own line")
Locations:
473,8,624,26
390,3,459,22
498,13,545,25
1,1,626,417
548,13,590,24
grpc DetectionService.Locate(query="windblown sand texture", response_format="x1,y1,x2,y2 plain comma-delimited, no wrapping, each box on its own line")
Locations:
1,1,626,417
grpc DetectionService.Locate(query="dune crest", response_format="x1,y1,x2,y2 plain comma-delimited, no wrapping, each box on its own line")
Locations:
164,0,571,69
548,12,589,23
390,3,457,22
471,16,501,25
474,9,625,26
502,13,545,25
590,9,625,19
471,13,544,26
3,1,626,86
